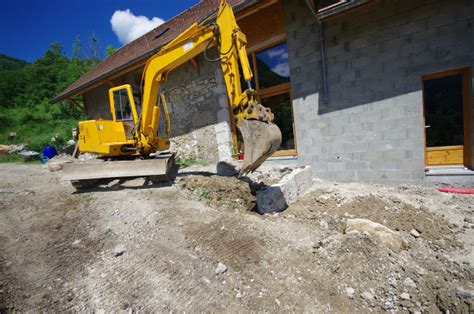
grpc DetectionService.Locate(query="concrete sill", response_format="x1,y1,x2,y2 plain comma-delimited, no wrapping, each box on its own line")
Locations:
425,166,474,177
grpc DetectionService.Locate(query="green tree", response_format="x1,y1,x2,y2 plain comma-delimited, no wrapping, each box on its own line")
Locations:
106,44,117,57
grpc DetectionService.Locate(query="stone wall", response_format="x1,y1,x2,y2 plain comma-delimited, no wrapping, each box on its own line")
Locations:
283,0,474,183
161,51,233,162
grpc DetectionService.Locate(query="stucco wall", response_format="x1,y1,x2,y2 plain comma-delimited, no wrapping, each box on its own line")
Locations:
283,0,474,183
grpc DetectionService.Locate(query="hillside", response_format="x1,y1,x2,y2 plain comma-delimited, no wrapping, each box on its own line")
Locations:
0,46,94,156
0,54,28,71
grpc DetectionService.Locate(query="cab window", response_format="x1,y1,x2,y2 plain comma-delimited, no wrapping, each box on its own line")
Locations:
113,89,133,121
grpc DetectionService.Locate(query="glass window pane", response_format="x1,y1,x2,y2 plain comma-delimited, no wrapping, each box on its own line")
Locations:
113,89,133,121
256,42,290,89
423,74,464,147
261,92,295,150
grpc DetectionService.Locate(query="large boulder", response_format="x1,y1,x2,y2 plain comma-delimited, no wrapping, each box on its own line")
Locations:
216,158,241,176
256,166,313,214
345,218,406,252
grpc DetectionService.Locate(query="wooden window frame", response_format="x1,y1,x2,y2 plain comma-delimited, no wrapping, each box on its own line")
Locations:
422,67,472,168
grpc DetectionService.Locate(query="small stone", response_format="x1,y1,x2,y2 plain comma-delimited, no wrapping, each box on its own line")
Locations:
215,262,227,275
113,244,126,257
463,223,470,229
464,217,473,224
387,277,397,287
235,291,242,299
400,292,410,300
346,287,355,298
403,277,416,288
361,291,374,302
320,220,329,230
456,287,472,300
384,298,394,310
410,229,421,238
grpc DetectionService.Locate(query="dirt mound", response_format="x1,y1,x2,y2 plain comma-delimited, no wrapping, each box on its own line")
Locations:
284,189,473,312
178,175,256,212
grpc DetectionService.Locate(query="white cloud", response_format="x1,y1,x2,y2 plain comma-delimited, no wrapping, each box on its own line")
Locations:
271,63,290,77
111,9,165,45
266,48,288,60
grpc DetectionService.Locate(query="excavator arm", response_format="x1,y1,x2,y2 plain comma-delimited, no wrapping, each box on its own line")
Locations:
137,0,281,174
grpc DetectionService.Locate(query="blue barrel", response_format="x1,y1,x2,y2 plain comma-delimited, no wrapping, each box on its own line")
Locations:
43,146,57,159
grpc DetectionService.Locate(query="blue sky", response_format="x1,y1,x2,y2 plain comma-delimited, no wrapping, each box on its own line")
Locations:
0,0,199,62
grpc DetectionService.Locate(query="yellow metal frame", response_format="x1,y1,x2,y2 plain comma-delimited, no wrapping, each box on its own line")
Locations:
108,85,139,123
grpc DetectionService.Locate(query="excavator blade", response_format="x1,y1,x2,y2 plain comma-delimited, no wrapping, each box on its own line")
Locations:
62,153,175,189
238,119,282,175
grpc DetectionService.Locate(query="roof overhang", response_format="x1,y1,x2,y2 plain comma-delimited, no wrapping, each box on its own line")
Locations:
316,0,375,20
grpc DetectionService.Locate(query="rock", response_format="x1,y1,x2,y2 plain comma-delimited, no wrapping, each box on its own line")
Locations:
410,229,421,238
78,153,99,161
8,132,16,140
235,291,242,299
257,166,313,214
215,262,227,275
319,220,329,230
216,158,240,176
403,277,416,288
47,155,75,172
113,244,126,257
464,217,473,224
361,291,374,302
456,287,472,300
346,287,355,298
384,298,394,310
400,292,410,300
345,219,406,252
0,145,14,154
388,277,397,287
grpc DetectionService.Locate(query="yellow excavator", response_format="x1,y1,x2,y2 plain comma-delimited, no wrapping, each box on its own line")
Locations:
63,0,282,188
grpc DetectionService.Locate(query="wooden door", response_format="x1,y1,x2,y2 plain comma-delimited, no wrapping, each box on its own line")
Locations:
423,68,471,167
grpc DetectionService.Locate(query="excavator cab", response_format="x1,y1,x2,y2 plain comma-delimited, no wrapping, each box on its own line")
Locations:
109,85,139,140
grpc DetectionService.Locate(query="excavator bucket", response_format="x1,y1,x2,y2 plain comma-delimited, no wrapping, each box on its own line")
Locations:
238,119,282,175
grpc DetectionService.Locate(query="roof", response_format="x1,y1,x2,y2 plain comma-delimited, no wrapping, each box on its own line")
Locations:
53,0,253,103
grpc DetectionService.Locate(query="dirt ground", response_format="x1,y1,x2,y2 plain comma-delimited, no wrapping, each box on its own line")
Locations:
0,163,473,312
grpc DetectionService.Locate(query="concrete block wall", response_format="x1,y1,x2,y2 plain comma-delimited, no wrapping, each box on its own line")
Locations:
162,51,233,162
283,0,474,183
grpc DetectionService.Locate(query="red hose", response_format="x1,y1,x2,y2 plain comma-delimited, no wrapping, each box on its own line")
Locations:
437,188,474,195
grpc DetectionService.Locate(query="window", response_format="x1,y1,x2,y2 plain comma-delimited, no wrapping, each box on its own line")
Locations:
245,41,296,155
261,93,295,150
113,89,133,121
255,42,290,89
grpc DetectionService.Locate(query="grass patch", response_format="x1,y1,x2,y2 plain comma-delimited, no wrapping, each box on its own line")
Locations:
0,153,41,164
175,158,208,168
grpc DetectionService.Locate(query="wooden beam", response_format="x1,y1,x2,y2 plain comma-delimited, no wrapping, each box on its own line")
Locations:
106,79,116,87
67,98,85,113
236,0,278,20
